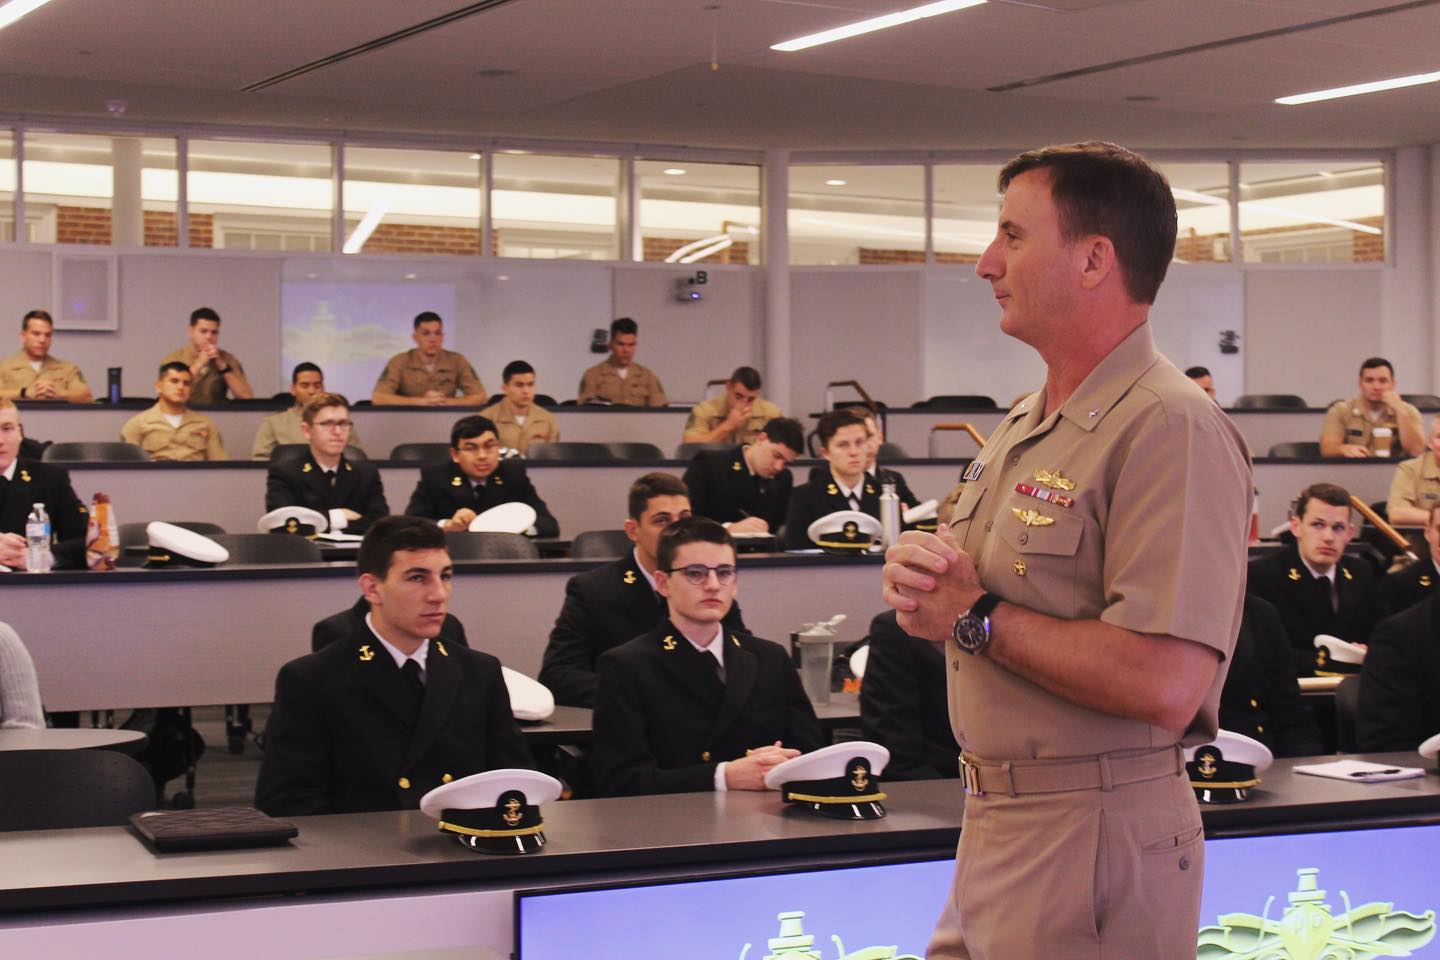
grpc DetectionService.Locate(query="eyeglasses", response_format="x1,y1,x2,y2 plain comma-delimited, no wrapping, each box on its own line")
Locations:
665,563,737,586
314,419,352,431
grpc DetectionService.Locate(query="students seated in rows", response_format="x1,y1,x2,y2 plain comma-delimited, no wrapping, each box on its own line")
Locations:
1378,503,1440,619
0,310,92,403
0,399,89,570
590,517,823,797
683,366,782,446
1358,585,1440,753
1218,595,1324,757
682,416,802,534
782,408,877,550
372,311,486,407
1385,417,1440,527
480,360,558,455
160,307,253,404
120,362,227,461
404,415,558,537
540,472,746,708
1247,482,1378,677
1320,357,1423,459
845,404,919,508
266,393,388,534
858,610,958,781
257,516,532,816
252,362,365,459
578,317,667,406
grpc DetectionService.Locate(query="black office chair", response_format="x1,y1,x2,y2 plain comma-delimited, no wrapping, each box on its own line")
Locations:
878,441,908,460
526,442,612,461
389,442,450,462
675,442,732,460
571,529,631,559
1334,675,1362,753
911,395,997,410
118,521,226,551
213,533,323,564
1266,441,1323,459
1234,394,1308,409
269,443,367,464
0,750,154,831
443,531,540,560
604,442,664,461
1403,394,1440,411
42,441,148,462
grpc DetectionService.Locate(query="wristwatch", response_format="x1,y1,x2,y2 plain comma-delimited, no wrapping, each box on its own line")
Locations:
952,592,1002,655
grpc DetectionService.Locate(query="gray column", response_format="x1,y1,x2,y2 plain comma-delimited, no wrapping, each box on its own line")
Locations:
763,148,792,413
111,138,143,246
1382,147,1431,391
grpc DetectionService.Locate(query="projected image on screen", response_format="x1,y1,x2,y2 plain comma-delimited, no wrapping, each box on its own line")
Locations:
517,859,953,960
281,282,456,403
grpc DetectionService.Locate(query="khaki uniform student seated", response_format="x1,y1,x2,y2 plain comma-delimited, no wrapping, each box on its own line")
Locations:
121,362,227,461
682,366,782,447
0,310,92,403
159,306,253,405
480,360,558,454
577,317,667,406
372,311,486,407
1320,356,1424,459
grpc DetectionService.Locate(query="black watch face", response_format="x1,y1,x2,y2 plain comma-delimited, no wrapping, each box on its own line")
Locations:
953,615,987,652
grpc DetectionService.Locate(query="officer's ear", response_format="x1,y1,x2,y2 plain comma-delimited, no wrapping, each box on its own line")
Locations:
623,516,640,544
655,569,671,599
1076,234,1117,291
359,571,384,605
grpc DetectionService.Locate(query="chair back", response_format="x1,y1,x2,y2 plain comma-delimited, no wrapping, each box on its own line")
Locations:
443,531,540,560
389,443,450,462
1403,393,1440,411
42,442,148,463
526,442,612,461
1334,675,1362,753
0,750,154,831
571,529,632,559
911,395,997,410
604,442,664,461
1234,394,1307,410
1266,441,1322,459
214,533,323,564
878,441,908,460
675,442,732,460
270,444,366,464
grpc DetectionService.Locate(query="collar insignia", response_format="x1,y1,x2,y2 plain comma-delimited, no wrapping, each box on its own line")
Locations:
358,644,376,662
731,634,740,647
1421,575,1433,588
436,641,449,656
1012,508,1055,527
302,462,312,473
451,476,463,486
623,569,637,585
732,461,741,471
662,635,676,651
826,483,838,495
1342,567,1353,581
493,475,503,485
1288,568,1302,581
344,462,352,471
1033,469,1075,491
962,460,985,482
865,483,875,495
18,469,30,483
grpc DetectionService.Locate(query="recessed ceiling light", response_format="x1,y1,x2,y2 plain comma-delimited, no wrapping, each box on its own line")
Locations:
469,153,481,160
771,0,985,53
663,168,686,176
1277,69,1440,105
0,0,56,32
825,179,847,186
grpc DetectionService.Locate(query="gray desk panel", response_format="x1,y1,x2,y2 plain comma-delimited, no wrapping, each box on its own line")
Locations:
2,556,885,712
1252,459,1396,530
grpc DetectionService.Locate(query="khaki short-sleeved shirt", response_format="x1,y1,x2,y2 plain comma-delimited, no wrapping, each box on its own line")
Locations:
1321,394,1423,457
160,344,248,406
480,399,559,454
251,406,366,460
684,396,783,445
577,360,667,407
374,349,485,400
0,352,90,400
121,404,227,461
1386,452,1440,520
945,324,1251,760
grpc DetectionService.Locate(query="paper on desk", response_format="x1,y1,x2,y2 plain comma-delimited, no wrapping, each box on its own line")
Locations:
1292,759,1425,783
313,532,364,543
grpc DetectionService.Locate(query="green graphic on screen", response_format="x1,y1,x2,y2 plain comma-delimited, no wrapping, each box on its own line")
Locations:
1197,867,1436,959
737,911,924,960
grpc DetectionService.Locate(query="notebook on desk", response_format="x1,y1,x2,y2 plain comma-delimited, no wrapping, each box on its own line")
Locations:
130,806,299,853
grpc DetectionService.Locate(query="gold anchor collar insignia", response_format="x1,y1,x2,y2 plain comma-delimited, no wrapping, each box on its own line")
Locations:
731,634,741,647
358,644,376,662
1288,568,1302,581
865,483,875,495
451,476,463,487
435,641,449,656
17,469,30,483
1033,469,1075,491
302,462,313,473
731,461,741,471
493,475,503,485
826,483,838,495
1012,508,1055,527
1342,567,1353,581
1422,575,1433,587
662,634,676,651
344,462,352,472
623,569,637,585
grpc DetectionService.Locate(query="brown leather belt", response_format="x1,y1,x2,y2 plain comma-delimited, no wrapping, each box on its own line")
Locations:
959,745,1184,797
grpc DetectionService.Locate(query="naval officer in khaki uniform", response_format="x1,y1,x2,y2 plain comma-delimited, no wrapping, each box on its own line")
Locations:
0,310,92,403
1385,417,1440,526
1319,357,1424,459
121,362,227,461
577,317,668,406
884,143,1251,960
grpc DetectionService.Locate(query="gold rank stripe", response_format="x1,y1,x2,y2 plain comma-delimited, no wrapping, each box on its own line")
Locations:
438,821,545,838
1191,779,1260,789
786,791,888,804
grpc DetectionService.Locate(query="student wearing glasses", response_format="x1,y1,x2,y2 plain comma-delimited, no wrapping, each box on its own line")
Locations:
589,516,823,797
265,393,388,534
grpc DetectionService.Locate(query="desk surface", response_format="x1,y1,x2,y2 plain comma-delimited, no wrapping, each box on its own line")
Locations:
0,728,146,753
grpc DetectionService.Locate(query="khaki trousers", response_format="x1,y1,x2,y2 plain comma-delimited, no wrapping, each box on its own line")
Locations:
928,761,1204,959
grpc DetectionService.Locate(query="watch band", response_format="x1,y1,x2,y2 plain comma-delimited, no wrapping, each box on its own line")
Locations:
968,592,1002,622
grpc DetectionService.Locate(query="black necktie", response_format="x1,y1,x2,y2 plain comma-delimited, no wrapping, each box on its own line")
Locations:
1316,576,1338,613
711,652,726,684
325,470,337,488
401,659,425,705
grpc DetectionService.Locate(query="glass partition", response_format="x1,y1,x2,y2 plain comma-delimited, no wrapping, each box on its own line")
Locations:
636,159,760,265
1238,160,1385,263
1162,162,1234,263
932,163,1002,264
341,146,481,255
490,152,619,260
187,139,334,250
789,164,925,265
21,132,177,246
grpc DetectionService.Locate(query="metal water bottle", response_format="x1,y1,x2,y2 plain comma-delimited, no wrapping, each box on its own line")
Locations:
880,481,901,548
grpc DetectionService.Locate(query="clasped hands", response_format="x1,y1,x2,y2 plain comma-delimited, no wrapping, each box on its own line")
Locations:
882,525,986,644
724,741,800,790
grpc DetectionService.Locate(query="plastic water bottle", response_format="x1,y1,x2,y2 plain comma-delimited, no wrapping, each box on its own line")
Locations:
25,503,52,573
879,481,901,548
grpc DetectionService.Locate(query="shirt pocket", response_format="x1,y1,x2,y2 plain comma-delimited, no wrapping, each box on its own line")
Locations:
948,482,987,546
993,502,1084,619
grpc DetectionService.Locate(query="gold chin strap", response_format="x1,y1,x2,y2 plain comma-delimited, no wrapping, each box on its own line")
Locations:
785,791,887,804
1190,779,1259,789
438,821,545,838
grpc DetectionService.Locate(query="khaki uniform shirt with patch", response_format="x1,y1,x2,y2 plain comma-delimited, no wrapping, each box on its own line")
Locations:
374,349,485,400
121,404,227,461
945,324,1251,760
1386,451,1440,520
250,407,366,460
160,344,248,407
577,360,667,407
684,395,783,446
1321,394,1423,458
0,352,90,400
480,398,559,454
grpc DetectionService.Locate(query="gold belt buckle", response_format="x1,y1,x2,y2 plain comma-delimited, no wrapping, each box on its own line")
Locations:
960,757,984,797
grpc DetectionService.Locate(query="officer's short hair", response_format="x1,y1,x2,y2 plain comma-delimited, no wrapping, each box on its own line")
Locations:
450,415,499,448
728,366,762,391
414,311,443,329
292,362,323,384
301,392,349,425
189,307,219,326
760,417,804,454
610,317,638,338
998,142,1175,306
0,397,15,413
158,361,192,379
656,515,733,573
1359,357,1394,377
1184,366,1211,380
358,515,447,578
628,472,688,521
1293,482,1352,520
817,408,868,449
503,360,535,383
21,309,52,331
